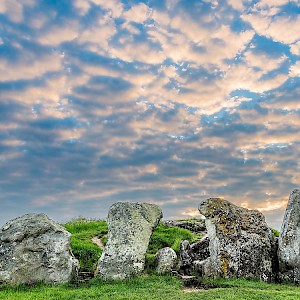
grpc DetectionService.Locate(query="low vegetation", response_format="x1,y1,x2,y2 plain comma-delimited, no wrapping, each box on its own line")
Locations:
63,219,202,273
0,219,299,299
64,218,108,272
1,275,299,300
148,222,202,254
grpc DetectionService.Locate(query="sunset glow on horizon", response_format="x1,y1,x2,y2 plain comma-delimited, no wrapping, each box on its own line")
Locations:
1,0,300,229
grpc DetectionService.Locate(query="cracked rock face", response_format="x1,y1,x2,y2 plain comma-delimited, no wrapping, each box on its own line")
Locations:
0,213,79,285
96,202,162,279
278,189,300,282
198,198,274,281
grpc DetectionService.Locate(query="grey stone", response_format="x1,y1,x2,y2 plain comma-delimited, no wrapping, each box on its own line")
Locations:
162,220,206,233
0,213,79,285
278,189,300,282
178,240,193,275
178,236,210,275
155,247,177,274
198,198,274,281
190,235,210,261
96,202,162,279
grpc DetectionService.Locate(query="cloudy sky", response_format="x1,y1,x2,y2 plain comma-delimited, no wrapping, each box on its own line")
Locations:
0,0,299,229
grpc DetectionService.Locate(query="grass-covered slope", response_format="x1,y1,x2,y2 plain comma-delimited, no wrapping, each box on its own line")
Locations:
63,219,108,273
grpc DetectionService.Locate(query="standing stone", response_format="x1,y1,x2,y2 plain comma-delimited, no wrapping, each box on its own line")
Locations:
96,202,162,279
0,213,79,285
178,240,193,275
278,189,300,282
198,198,274,281
155,247,177,274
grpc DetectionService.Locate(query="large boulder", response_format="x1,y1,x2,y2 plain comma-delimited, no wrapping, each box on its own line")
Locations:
96,202,162,279
198,198,274,281
0,213,79,285
278,189,300,282
155,247,177,274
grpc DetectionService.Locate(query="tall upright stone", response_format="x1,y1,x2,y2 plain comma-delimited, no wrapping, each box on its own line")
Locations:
0,213,79,285
278,189,300,282
198,198,274,281
96,202,162,279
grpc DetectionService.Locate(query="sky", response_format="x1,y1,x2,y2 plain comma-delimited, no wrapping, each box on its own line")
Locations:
0,0,300,229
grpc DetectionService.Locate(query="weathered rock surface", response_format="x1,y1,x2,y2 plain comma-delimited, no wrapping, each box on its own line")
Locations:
178,240,193,274
0,213,79,285
155,247,177,274
96,202,162,279
178,236,210,275
278,189,300,282
190,236,210,262
198,198,274,281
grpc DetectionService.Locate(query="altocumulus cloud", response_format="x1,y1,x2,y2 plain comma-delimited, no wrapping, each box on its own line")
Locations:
0,0,300,229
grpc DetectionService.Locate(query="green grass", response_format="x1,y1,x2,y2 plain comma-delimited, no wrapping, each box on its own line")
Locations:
272,228,280,237
146,222,202,271
1,219,299,299
0,276,299,300
63,218,108,273
63,219,201,273
148,222,202,254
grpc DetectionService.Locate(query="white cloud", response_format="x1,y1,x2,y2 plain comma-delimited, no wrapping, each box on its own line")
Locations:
1,75,72,120
290,41,300,56
243,51,287,74
227,0,245,11
38,21,79,46
223,62,288,94
256,0,290,8
123,3,152,24
242,13,300,45
92,0,124,18
74,0,124,17
266,16,300,44
0,0,35,23
78,15,116,52
289,61,300,77
74,0,91,15
150,10,254,69
110,40,166,64
0,51,62,81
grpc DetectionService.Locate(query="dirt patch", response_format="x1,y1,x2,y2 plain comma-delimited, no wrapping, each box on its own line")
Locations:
183,287,206,293
91,237,104,248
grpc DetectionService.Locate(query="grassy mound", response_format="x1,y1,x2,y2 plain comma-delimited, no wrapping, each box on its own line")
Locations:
63,219,202,273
